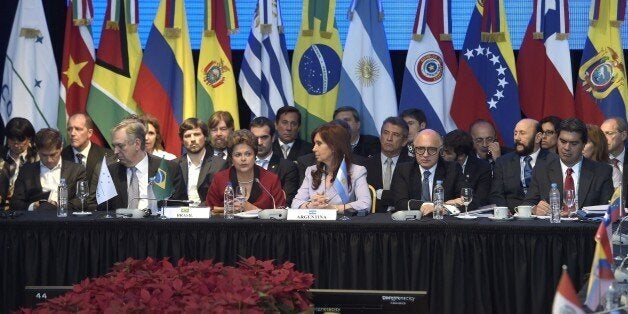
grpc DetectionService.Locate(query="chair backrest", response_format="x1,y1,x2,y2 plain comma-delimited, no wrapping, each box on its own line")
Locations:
368,184,377,213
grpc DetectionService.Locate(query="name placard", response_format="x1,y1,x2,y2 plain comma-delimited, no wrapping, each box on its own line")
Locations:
163,207,211,219
287,208,337,221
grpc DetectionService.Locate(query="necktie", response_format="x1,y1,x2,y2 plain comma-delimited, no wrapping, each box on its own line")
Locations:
523,155,532,191
281,144,290,159
383,158,393,190
421,170,431,201
563,168,575,212
128,167,139,209
612,158,622,188
216,151,225,160
76,153,85,167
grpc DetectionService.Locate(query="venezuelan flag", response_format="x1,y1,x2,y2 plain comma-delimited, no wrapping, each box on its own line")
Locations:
134,0,195,156
575,0,628,125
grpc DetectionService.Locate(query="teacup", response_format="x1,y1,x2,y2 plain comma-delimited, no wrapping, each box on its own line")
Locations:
493,206,509,219
515,205,533,218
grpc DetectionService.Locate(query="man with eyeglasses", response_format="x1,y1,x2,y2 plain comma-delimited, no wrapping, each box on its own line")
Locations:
272,106,312,162
390,129,464,216
600,117,627,193
366,117,413,212
523,118,613,215
539,116,561,153
490,119,557,211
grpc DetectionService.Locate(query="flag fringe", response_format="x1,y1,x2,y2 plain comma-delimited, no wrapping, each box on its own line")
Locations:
105,21,119,30
556,33,569,40
260,24,272,34
533,32,544,39
127,24,138,33
164,27,181,39
320,31,332,39
204,29,215,37
439,33,452,41
73,19,91,26
302,29,313,36
481,32,505,42
412,34,423,41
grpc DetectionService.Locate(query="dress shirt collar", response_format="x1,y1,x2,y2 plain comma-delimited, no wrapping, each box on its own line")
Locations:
187,149,206,167
40,159,62,172
380,152,400,165
520,148,541,167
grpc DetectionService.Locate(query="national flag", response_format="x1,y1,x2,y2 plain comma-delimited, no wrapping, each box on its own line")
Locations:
517,0,574,120
95,156,117,204
152,158,173,201
337,0,397,136
58,0,102,145
584,190,621,310
333,157,350,203
399,0,457,135
552,266,585,314
134,0,195,156
292,0,343,140
450,0,521,147
239,0,293,121
86,0,143,145
196,0,240,127
574,0,628,125
1,0,59,131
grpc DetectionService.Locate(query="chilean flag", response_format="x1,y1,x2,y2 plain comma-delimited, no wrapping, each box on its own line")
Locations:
517,0,574,120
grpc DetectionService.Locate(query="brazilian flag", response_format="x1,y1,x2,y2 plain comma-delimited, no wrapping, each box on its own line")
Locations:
292,0,343,140
152,158,173,201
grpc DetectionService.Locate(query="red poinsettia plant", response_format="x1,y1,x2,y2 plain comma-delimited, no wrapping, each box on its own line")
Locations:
20,256,315,313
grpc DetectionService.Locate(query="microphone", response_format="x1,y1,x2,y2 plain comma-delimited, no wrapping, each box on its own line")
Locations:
255,178,276,209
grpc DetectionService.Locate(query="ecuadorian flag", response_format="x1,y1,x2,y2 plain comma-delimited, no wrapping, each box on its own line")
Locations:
134,0,195,156
292,0,343,140
575,0,628,125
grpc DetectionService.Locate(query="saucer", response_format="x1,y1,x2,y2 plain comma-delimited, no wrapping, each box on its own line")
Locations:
488,216,514,221
513,213,536,220
72,211,92,216
456,214,477,220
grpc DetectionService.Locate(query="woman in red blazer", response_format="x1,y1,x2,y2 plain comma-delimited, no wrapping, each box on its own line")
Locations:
206,130,286,210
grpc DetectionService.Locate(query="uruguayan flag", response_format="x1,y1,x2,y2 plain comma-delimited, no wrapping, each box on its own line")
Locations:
239,0,293,120
333,158,350,204
337,0,397,136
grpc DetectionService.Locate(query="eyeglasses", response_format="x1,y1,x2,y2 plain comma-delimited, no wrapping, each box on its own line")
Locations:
414,146,441,156
473,137,495,145
542,130,556,137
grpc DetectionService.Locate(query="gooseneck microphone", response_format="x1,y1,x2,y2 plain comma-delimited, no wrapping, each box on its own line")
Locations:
255,178,276,209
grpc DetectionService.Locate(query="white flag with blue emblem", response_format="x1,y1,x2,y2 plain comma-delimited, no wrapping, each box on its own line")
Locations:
337,0,397,136
1,0,59,130
333,158,350,204
239,0,293,120
95,156,117,204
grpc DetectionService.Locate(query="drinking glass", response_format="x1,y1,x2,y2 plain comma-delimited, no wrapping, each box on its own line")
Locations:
235,186,247,213
563,189,576,217
76,180,88,213
460,187,474,217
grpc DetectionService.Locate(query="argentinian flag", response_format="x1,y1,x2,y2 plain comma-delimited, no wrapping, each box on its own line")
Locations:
333,158,350,204
337,0,397,136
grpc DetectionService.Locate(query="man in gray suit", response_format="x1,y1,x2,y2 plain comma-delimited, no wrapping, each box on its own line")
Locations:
176,118,228,204
524,118,614,215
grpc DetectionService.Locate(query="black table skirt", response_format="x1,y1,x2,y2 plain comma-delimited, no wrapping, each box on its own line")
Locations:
0,211,597,313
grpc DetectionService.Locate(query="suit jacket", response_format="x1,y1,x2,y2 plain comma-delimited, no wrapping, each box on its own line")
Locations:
366,153,414,213
390,159,465,212
462,155,492,209
266,153,299,205
10,161,87,211
353,134,380,159
176,151,228,202
523,157,614,208
105,155,187,210
206,166,286,209
296,153,367,183
0,145,38,204
61,143,114,203
272,138,313,162
623,158,628,209
490,149,557,210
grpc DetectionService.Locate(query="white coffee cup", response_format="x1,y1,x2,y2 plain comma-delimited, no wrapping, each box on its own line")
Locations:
515,205,533,218
493,206,509,219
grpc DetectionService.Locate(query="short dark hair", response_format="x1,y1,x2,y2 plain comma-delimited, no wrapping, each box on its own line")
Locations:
227,129,258,157
558,118,588,144
250,117,276,136
400,108,427,125
539,116,561,130
275,106,302,126
381,116,409,139
34,128,62,150
443,129,474,157
179,117,209,140
5,117,35,142
333,106,360,122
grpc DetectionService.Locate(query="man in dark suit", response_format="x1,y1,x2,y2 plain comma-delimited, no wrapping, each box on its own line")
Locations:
250,117,299,205
442,129,491,209
390,129,465,215
10,128,87,211
61,113,114,205
334,106,380,158
400,108,427,157
272,106,313,162
107,118,186,212
469,119,513,169
207,111,235,161
490,119,558,211
366,117,413,213
176,118,227,204
524,118,614,214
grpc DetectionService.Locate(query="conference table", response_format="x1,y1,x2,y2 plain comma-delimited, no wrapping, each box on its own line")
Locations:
0,210,597,313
